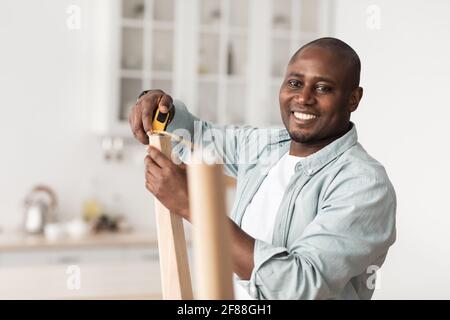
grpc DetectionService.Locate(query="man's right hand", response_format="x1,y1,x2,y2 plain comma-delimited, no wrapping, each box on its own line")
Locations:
128,89,175,144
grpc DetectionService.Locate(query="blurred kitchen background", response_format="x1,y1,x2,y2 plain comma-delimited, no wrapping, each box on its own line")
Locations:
1,0,449,299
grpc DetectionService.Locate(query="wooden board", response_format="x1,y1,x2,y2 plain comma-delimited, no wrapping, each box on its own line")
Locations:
187,161,234,300
149,134,193,300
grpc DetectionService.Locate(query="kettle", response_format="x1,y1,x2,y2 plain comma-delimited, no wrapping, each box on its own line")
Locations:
23,185,58,234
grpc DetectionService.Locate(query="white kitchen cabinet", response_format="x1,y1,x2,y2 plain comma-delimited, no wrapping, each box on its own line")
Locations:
89,0,172,137
0,246,163,299
0,248,124,267
89,0,332,136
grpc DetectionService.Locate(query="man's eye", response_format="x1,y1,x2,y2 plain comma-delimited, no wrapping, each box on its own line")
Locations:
288,80,301,88
316,85,332,93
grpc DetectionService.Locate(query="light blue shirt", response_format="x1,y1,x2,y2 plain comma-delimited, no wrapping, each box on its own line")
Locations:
167,100,397,300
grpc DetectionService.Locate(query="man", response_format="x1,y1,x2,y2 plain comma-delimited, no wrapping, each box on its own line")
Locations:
129,37,396,299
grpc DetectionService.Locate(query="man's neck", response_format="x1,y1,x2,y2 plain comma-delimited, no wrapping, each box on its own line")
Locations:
289,125,351,157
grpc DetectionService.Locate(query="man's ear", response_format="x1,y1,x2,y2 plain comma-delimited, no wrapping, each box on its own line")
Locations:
349,87,363,113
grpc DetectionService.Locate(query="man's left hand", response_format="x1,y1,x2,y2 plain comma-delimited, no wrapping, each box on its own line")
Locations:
145,146,191,221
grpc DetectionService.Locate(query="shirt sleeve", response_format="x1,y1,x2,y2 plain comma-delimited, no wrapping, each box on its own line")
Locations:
239,172,397,300
166,99,260,178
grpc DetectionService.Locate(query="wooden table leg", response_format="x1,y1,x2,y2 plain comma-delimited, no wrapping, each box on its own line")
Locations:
149,134,193,300
187,161,234,300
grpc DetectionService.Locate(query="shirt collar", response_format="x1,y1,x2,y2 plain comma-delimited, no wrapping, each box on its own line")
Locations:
275,122,358,176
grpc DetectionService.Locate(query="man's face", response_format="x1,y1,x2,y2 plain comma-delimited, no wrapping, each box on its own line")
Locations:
279,46,359,145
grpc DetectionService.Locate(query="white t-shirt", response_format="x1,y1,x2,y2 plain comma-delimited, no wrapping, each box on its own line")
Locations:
234,152,303,299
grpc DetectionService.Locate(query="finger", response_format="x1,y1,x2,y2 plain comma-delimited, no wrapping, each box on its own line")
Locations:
144,157,159,180
141,92,164,134
146,179,162,197
145,181,155,194
144,158,158,180
132,103,149,144
168,107,175,124
158,94,173,114
145,171,158,185
162,96,176,124
148,146,173,168
136,89,164,105
145,155,162,176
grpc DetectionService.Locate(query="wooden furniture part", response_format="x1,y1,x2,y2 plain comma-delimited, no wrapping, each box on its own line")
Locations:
187,160,234,300
149,134,193,300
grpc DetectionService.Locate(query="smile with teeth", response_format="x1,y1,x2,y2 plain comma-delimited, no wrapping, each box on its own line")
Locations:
293,112,317,121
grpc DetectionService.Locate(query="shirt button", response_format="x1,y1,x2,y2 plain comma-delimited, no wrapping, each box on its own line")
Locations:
308,169,314,175
250,286,256,294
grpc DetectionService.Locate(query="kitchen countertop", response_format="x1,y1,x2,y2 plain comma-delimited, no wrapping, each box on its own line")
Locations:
0,230,161,252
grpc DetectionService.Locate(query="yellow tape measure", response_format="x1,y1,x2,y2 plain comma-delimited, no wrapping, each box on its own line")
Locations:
152,108,170,132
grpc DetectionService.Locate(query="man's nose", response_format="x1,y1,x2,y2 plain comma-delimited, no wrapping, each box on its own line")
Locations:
294,88,314,105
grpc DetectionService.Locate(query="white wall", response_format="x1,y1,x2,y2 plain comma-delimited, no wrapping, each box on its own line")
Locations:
0,0,156,232
333,0,450,299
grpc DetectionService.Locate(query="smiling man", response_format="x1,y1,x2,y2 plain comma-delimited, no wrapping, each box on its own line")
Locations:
129,37,396,300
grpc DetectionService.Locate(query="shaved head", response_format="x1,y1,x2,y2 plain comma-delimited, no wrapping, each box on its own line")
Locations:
290,37,361,90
